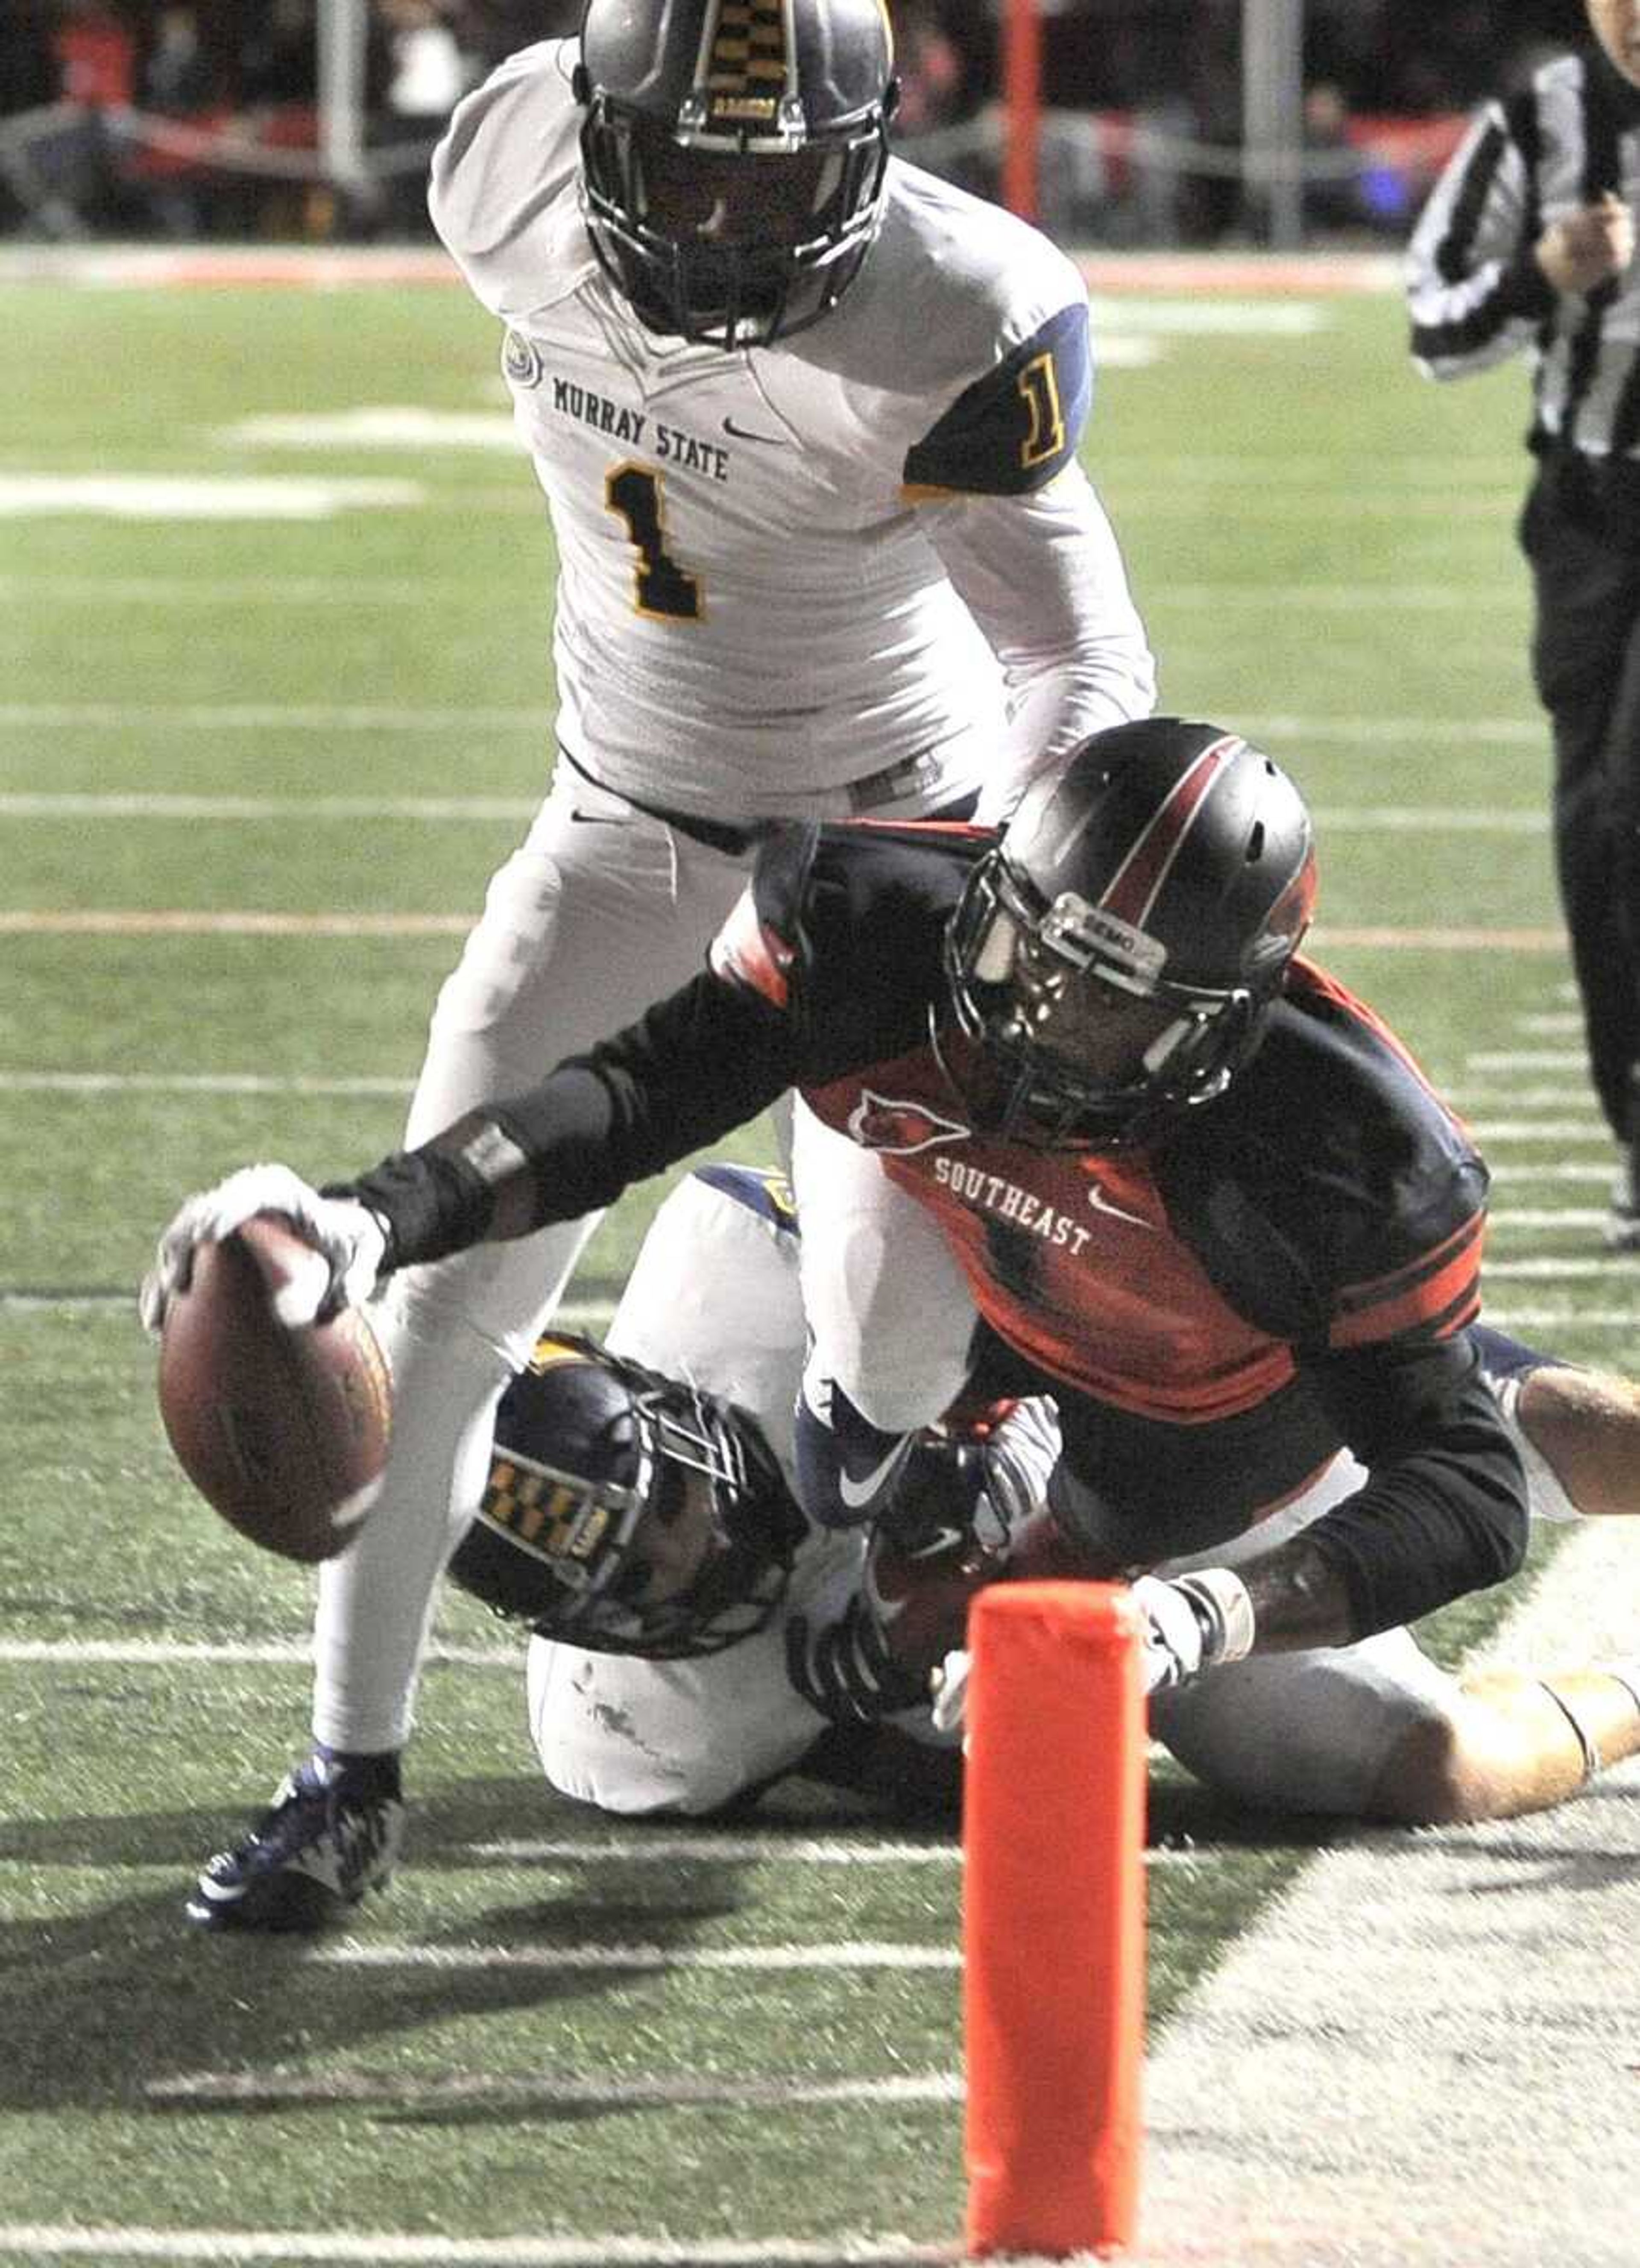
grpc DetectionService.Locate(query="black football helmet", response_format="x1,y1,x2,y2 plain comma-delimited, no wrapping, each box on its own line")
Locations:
448,1335,805,1657
942,719,1318,1148
574,0,899,348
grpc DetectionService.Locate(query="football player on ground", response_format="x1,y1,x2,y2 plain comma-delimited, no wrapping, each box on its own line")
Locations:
454,1162,1640,1847
146,716,1640,1922
184,0,1154,1923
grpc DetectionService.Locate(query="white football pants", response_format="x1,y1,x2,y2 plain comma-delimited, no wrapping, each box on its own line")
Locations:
311,767,761,1753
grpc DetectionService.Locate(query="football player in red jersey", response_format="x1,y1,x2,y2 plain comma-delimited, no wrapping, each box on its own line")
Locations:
443,1163,1640,1842
146,716,1631,1915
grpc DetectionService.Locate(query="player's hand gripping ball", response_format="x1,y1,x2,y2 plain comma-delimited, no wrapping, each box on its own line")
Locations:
156,1214,392,1563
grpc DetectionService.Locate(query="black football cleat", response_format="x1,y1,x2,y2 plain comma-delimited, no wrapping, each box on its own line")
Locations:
186,1750,405,1932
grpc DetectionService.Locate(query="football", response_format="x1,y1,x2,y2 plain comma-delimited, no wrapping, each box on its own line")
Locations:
873,1529,1011,1684
874,1508,1072,1683
157,1214,393,1564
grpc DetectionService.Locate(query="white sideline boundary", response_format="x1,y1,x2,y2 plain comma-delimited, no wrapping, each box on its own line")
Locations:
1133,1514,1640,2268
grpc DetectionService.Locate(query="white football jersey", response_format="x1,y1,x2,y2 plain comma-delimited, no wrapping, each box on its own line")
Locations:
430,40,1116,823
524,1165,875,1816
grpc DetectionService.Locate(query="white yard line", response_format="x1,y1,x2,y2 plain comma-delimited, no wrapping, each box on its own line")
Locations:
0,1639,513,1668
0,912,1575,948
0,793,1544,829
0,1070,1605,1118
1487,1163,1616,1182
0,577,492,605
1465,1121,1611,1142
310,1941,960,1973
145,2069,964,2112
0,1071,413,1095
0,707,1544,743
0,1074,1601,1110
0,2233,954,2267
1314,927,1565,949
467,1834,957,1866
0,575,1519,610
0,794,536,820
1468,1049,1590,1070
0,912,470,936
1135,1516,1640,2268
17,1289,1611,1330
0,1296,618,1326
1480,1256,1640,1279
0,1066,417,1093
0,705,551,731
1488,1210,1609,1229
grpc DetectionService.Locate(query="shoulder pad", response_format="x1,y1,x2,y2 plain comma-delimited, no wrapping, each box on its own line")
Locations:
903,304,1092,497
1166,980,1489,1346
715,821,971,1077
429,41,589,319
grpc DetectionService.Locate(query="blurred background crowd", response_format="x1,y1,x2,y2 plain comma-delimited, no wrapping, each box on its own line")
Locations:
0,0,1592,249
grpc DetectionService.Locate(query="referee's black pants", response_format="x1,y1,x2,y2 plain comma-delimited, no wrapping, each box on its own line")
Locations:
1519,452,1640,1143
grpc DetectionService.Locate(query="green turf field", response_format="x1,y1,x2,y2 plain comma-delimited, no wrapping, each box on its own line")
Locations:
0,254,1634,2264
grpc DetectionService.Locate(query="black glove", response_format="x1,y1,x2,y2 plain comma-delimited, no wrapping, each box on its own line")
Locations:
785,1587,930,1724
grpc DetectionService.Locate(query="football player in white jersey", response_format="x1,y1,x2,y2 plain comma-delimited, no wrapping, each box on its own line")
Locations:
467,1166,1640,1837
177,0,1155,1927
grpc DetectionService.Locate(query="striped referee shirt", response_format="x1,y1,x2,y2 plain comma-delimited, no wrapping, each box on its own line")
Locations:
1406,44,1640,460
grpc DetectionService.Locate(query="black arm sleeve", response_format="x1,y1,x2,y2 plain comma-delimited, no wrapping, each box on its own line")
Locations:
1295,1332,1529,1638
335,969,803,1272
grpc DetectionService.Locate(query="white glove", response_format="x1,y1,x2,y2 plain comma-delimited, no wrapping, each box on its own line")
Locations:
930,1647,972,1737
1131,1568,1255,1696
138,1162,387,1334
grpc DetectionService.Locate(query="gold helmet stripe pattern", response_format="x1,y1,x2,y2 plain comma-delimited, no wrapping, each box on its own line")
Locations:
480,1457,612,1576
686,0,797,133
709,0,787,88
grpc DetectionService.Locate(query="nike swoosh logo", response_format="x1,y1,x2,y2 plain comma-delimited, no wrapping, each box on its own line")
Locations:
837,1438,911,1511
902,1525,967,1561
1086,1184,1157,1231
723,416,788,445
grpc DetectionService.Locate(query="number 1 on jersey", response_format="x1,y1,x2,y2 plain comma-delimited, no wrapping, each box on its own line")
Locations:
605,463,703,622
1016,352,1067,472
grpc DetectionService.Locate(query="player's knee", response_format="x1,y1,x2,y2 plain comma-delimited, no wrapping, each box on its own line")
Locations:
1364,1708,1505,1826
800,1345,967,1441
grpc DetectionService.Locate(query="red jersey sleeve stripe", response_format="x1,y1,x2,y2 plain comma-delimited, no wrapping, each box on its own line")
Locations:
1327,1210,1486,1350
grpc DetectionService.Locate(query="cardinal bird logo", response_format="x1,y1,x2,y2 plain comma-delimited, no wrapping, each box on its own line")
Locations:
846,1090,971,1155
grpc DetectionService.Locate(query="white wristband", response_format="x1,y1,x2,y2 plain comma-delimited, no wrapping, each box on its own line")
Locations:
1173,1567,1256,1669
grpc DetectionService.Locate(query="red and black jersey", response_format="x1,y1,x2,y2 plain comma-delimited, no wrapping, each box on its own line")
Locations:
715,822,1487,1399
350,818,1526,1634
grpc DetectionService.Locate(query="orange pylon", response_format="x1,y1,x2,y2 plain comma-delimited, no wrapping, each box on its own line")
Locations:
962,1581,1146,2257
